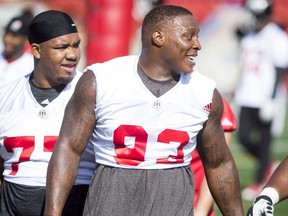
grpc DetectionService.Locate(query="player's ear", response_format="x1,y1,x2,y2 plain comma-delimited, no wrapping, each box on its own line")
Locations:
152,30,164,47
30,43,41,59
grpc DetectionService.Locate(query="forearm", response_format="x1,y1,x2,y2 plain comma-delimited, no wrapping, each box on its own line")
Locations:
44,148,80,215
207,158,243,216
246,158,288,215
264,156,288,202
198,89,243,215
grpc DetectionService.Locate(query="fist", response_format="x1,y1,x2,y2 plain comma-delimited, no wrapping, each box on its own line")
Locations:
246,195,274,216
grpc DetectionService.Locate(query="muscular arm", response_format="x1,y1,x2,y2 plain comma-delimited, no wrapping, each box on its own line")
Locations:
196,89,243,216
44,71,96,215
194,132,232,216
263,156,288,202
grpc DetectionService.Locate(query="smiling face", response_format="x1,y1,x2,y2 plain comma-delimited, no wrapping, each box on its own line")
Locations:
140,7,202,80
32,32,81,88
160,14,201,74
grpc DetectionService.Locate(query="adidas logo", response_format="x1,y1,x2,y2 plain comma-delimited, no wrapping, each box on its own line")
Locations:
203,103,212,112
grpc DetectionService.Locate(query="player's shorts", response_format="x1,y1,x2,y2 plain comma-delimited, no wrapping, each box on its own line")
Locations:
83,164,194,216
0,180,89,216
0,180,46,216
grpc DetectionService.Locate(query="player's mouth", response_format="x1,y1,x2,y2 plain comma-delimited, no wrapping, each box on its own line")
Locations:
186,55,196,66
62,63,77,73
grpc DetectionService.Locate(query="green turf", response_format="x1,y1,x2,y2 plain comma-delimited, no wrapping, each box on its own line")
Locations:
215,127,288,215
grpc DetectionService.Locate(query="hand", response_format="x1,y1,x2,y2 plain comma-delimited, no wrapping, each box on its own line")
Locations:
246,195,274,216
259,100,274,122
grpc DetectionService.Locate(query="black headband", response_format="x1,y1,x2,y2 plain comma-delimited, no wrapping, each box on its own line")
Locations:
28,10,78,44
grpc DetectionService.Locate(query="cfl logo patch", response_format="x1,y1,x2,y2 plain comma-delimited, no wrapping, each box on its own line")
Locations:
38,109,49,119
152,100,162,110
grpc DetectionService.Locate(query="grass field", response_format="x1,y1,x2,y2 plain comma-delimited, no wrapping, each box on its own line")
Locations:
215,122,288,215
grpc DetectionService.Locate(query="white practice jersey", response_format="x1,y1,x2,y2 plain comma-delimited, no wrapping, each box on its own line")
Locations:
0,71,96,186
0,52,33,87
235,23,288,108
86,55,216,169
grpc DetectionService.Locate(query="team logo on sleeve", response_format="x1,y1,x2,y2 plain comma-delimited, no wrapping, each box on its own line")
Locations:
38,109,49,119
203,103,212,112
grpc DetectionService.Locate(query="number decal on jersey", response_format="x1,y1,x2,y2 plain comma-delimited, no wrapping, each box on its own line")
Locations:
44,136,58,152
113,125,189,166
3,136,58,175
242,49,260,74
113,125,148,166
4,136,35,176
156,129,189,164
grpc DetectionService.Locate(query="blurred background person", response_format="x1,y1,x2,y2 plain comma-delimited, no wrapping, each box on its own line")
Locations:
233,0,288,201
0,9,34,87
